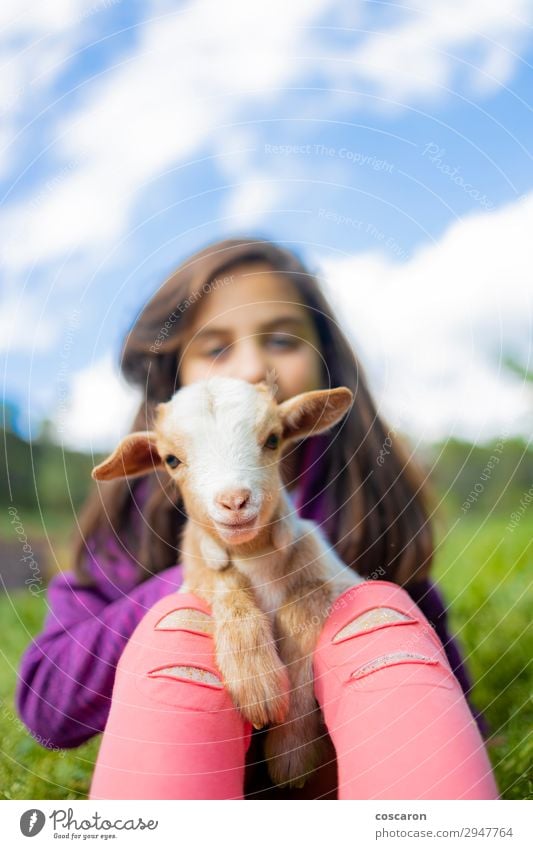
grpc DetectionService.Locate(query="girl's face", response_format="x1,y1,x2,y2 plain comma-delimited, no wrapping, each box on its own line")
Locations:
177,261,324,402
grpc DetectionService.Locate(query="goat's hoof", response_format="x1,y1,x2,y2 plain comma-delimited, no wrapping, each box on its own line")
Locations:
222,651,290,730
216,632,290,728
236,668,290,730
264,716,327,788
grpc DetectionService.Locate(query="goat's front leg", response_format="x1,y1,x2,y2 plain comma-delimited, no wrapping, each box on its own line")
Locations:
184,564,290,730
264,522,365,785
211,568,290,730
265,582,333,787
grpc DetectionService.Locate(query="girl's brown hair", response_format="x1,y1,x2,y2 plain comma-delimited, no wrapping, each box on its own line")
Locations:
72,237,435,587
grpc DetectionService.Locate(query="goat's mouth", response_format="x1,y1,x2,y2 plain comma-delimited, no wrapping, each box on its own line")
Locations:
213,514,259,538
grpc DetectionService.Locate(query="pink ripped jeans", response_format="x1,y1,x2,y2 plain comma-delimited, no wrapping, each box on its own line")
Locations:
90,580,499,800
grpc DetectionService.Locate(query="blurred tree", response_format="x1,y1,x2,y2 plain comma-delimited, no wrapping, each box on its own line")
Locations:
503,355,533,385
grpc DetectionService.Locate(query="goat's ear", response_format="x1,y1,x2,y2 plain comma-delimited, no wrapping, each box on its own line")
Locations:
91,431,163,481
278,387,353,444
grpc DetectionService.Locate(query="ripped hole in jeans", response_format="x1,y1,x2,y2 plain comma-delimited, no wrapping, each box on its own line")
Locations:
154,608,214,635
147,665,223,687
332,607,413,643
350,651,438,680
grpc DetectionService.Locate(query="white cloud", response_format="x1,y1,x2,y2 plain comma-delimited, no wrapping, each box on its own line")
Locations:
214,128,295,228
2,0,531,278
221,173,288,229
51,353,143,451
0,1,101,177
345,0,532,104
319,193,533,442
0,0,333,271
0,292,58,352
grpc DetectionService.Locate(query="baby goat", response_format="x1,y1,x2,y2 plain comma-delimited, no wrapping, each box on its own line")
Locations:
92,376,363,786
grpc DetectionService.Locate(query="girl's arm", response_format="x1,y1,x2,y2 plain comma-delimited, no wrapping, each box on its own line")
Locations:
407,578,490,738
15,534,183,749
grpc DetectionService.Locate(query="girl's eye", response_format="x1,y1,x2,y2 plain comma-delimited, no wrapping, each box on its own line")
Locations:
263,433,280,450
165,454,181,468
267,335,298,349
204,345,229,358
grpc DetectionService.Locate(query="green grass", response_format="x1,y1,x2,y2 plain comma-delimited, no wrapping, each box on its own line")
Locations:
432,513,532,800
0,590,99,799
0,515,531,799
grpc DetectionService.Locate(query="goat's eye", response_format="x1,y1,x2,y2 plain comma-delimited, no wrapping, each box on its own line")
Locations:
165,454,181,469
263,433,280,450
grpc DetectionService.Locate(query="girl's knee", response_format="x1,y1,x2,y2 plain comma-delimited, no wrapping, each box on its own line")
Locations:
313,581,451,695
116,597,232,713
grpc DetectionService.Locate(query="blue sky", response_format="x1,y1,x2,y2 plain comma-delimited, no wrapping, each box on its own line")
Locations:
1,0,532,450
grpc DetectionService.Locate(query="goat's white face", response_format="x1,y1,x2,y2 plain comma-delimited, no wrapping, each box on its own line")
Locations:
91,377,353,548
155,378,283,544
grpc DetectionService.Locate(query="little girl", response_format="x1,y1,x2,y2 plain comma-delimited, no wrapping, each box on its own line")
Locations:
17,237,497,799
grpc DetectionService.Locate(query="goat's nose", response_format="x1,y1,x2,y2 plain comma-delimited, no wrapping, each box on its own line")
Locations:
216,487,251,511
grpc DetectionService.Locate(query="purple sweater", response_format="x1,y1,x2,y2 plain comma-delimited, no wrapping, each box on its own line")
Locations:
16,435,488,748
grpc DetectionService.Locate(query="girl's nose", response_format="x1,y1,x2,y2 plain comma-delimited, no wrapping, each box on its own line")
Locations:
231,341,269,385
